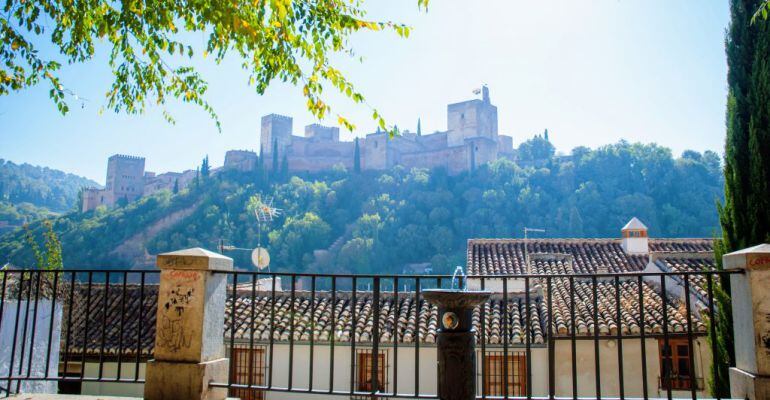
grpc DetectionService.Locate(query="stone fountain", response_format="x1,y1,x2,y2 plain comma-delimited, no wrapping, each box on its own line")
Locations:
422,267,491,400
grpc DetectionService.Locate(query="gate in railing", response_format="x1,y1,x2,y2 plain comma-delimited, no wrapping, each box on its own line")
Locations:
0,267,744,399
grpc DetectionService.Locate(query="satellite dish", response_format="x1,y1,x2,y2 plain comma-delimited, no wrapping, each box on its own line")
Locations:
251,247,270,269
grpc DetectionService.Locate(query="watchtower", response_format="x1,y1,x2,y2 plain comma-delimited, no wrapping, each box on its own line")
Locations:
105,154,145,203
260,114,293,158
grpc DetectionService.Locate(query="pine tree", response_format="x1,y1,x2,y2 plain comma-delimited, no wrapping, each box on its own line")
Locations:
354,138,361,173
714,0,770,395
272,139,279,172
417,118,422,136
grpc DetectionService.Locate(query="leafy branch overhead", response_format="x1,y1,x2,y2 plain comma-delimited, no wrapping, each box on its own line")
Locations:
1,0,429,133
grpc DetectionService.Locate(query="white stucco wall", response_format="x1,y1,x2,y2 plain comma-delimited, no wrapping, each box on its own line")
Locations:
77,337,711,399
0,300,61,394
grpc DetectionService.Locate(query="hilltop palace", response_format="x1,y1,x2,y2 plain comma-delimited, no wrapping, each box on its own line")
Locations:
82,86,514,212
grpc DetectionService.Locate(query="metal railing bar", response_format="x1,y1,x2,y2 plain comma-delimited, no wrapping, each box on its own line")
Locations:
660,275,672,400
134,271,145,381
43,271,59,380
16,271,34,390
592,275,601,399
268,272,276,389
706,274,718,400
503,278,510,400
569,275,577,399
481,275,487,400
289,274,296,390
329,276,336,394
350,276,357,396
248,273,257,394
547,275,554,400
683,274,696,400
205,269,743,279
62,271,75,381
309,275,315,391
372,276,381,396
525,276,532,400
393,276,399,396
637,275,648,400
614,276,625,399
80,271,93,383
25,271,42,379
116,271,127,379
228,272,238,390
98,271,109,380
414,276,421,397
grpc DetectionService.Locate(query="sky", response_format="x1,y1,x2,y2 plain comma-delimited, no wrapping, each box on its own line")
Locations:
0,1,730,184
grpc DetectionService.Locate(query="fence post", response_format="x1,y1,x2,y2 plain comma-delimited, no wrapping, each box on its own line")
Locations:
144,248,233,400
724,244,770,400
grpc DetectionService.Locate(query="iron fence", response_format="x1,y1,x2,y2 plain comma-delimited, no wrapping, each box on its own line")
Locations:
0,268,742,399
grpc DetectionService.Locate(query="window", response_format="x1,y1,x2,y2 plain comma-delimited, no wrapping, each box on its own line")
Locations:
483,352,526,397
659,338,698,390
354,349,387,395
229,345,267,400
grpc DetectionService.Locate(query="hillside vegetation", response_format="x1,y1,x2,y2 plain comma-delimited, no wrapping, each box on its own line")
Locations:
0,159,99,212
0,141,723,273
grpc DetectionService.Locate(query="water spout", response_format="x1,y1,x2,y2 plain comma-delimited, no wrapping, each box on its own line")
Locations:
451,265,466,291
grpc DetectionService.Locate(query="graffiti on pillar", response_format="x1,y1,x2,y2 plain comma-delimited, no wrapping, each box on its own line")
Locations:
158,285,195,352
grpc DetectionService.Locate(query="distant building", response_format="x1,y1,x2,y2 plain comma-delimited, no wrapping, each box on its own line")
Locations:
82,154,194,212
224,150,258,172
260,86,515,175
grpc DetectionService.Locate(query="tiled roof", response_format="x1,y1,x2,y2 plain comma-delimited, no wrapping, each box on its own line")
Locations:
63,284,158,357
648,239,713,253
655,257,717,301
61,285,547,356
467,239,648,275
61,281,703,357
223,291,546,345
548,278,704,335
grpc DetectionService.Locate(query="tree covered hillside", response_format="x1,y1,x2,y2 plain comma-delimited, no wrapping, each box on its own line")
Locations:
0,159,100,212
0,141,723,273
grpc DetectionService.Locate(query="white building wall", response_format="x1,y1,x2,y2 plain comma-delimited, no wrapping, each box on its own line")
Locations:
77,337,711,399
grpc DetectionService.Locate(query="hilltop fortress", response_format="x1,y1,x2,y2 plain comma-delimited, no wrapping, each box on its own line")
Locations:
82,87,517,212
258,86,514,175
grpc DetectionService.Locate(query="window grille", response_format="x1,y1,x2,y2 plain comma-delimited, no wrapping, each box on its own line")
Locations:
482,351,527,397
229,344,267,400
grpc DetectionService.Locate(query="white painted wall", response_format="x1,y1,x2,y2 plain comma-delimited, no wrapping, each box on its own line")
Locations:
77,337,712,399
0,300,61,394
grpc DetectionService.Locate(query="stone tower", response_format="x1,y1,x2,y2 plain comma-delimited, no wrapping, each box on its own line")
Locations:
446,85,498,147
106,154,145,203
260,114,293,161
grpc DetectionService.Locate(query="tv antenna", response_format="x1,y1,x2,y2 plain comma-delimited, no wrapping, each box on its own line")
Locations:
218,194,282,271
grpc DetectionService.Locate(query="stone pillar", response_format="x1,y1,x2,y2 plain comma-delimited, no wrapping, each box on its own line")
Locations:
725,244,770,400
144,248,233,400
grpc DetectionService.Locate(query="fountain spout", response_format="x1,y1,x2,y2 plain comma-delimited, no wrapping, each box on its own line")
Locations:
451,265,466,290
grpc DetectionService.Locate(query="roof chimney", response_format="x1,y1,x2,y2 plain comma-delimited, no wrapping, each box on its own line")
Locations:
621,217,649,255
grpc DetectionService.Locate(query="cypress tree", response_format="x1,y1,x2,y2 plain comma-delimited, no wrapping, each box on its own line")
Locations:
173,178,179,194
417,118,422,136
280,154,289,180
272,139,279,173
354,138,361,173
201,155,210,178
714,0,770,395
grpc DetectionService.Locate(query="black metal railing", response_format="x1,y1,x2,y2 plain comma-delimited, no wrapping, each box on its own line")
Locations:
0,268,742,399
0,269,158,396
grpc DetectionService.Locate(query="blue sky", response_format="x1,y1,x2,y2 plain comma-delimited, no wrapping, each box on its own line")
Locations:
0,1,729,183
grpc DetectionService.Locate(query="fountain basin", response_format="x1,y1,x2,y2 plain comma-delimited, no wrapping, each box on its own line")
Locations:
422,289,491,309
